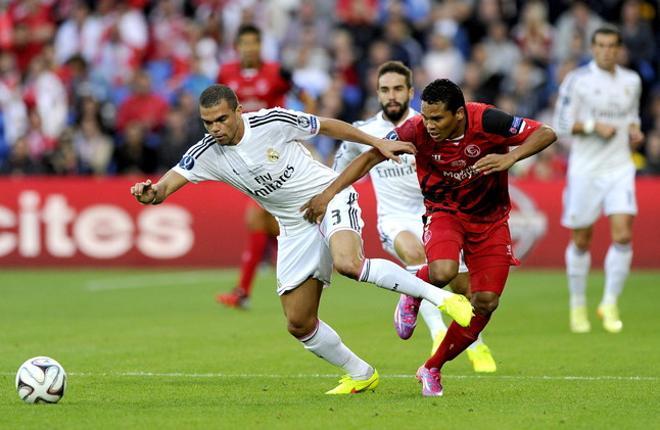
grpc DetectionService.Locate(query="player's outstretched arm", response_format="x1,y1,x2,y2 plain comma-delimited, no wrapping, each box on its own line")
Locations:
130,169,189,205
474,125,557,175
301,148,385,223
318,117,415,162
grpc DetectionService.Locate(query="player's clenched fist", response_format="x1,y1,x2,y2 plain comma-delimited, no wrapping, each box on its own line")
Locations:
130,179,157,204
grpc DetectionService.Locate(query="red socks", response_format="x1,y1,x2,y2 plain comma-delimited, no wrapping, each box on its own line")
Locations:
425,313,490,369
416,265,431,283
237,231,270,295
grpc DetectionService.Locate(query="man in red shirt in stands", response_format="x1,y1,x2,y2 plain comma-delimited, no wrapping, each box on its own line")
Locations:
301,79,556,397
216,23,315,309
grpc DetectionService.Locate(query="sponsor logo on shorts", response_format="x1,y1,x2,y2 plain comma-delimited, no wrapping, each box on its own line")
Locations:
464,144,481,157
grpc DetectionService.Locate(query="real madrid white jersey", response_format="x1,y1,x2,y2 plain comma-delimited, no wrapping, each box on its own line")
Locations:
333,110,425,220
173,107,337,234
554,61,641,176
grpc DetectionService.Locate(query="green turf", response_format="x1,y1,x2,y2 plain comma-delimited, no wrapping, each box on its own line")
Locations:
1,269,658,429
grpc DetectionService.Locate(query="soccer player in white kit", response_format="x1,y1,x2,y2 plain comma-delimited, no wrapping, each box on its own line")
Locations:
553,27,644,334
130,84,473,394
333,61,496,372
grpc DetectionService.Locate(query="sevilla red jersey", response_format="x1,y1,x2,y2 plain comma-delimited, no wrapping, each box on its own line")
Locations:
217,62,292,112
391,102,541,224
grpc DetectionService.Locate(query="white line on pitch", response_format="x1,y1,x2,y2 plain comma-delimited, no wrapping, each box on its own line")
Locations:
1,371,657,381
85,271,238,292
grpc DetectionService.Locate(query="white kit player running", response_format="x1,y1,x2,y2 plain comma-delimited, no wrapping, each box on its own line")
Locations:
554,27,644,334
333,62,496,372
130,84,473,395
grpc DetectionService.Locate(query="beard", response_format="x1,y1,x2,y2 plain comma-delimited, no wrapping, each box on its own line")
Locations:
381,100,409,123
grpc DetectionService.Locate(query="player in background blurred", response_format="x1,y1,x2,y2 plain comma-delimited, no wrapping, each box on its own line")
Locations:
131,84,473,394
302,79,556,396
553,26,643,334
333,61,496,372
215,24,316,309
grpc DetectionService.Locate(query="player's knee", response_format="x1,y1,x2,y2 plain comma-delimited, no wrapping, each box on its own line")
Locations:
333,257,363,280
612,231,632,245
287,316,317,338
429,265,458,287
572,233,592,251
472,292,499,315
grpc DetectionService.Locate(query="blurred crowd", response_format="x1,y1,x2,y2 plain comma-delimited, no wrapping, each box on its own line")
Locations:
0,0,659,177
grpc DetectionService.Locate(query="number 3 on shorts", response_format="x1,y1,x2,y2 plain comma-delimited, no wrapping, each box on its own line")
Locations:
331,209,341,225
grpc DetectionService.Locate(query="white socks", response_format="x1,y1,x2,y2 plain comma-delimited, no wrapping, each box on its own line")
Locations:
419,299,447,336
602,243,632,306
565,242,590,308
359,258,453,306
299,320,372,380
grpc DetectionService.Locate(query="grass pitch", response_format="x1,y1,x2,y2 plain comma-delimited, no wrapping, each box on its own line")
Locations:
1,268,658,429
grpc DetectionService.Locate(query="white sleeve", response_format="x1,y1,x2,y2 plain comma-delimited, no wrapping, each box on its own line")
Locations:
272,107,320,142
628,74,642,126
332,140,363,172
172,137,216,183
553,71,582,138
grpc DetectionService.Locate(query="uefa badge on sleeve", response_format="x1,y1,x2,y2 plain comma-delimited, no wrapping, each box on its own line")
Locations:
179,155,195,170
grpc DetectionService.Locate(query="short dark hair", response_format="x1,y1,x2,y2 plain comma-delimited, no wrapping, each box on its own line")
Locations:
236,24,261,43
377,61,413,89
421,79,465,113
591,26,622,45
199,84,238,110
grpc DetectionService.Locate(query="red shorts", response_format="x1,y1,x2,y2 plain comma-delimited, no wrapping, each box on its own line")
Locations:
423,212,519,294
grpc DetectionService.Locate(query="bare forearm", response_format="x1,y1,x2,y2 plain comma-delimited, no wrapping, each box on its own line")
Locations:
510,125,557,163
319,117,382,148
325,149,385,197
151,170,188,204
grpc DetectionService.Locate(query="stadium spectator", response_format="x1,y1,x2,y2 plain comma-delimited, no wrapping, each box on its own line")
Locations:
640,129,660,175
116,70,169,133
73,117,114,175
1,135,43,175
113,121,158,174
8,0,56,73
131,83,473,395
553,1,603,63
553,27,643,334
512,0,554,67
303,78,556,396
53,1,103,65
421,27,465,85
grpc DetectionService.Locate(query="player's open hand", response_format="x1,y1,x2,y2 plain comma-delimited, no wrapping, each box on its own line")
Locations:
474,153,516,175
373,139,416,163
130,179,157,204
301,192,332,224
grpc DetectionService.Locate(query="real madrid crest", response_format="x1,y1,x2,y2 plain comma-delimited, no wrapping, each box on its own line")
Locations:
267,148,280,162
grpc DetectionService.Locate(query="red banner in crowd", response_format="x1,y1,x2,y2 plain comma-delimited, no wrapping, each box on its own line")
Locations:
0,177,658,268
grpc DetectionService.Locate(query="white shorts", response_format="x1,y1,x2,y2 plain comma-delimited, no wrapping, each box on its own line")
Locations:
276,187,364,295
561,166,637,229
378,215,468,273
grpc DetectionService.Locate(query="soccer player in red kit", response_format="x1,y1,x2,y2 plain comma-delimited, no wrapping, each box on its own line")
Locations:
216,24,316,308
301,79,556,396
